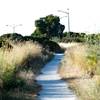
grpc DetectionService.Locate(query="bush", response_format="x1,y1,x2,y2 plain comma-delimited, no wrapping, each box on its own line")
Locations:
0,41,41,90
0,33,63,53
59,44,100,100
0,33,23,42
23,36,63,53
3,76,25,90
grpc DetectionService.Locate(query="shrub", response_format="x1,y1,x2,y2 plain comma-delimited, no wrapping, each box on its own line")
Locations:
0,41,41,90
59,43,100,100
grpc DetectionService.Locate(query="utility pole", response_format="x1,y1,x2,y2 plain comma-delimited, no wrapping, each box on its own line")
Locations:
58,9,70,37
6,24,22,33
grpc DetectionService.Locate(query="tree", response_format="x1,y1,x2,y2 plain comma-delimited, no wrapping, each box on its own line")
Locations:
32,14,65,38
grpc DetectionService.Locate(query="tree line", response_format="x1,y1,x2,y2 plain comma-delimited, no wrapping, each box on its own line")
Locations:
0,14,100,44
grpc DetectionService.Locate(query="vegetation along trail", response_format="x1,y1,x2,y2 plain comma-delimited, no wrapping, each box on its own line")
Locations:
36,53,76,100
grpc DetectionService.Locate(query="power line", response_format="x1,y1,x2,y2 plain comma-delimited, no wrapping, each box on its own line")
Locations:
6,24,22,33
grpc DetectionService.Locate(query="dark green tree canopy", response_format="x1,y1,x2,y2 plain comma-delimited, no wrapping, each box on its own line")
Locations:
32,14,65,38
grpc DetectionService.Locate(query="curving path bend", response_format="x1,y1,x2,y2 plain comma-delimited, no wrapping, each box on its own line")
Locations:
36,54,77,100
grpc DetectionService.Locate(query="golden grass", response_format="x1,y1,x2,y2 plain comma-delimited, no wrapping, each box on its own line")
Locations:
10,41,41,66
59,44,87,78
69,76,100,100
0,41,42,87
0,40,53,100
59,43,100,100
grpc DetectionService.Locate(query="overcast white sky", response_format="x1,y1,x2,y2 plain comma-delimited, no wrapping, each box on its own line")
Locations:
0,0,100,36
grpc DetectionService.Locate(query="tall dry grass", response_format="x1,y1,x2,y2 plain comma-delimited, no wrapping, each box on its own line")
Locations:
59,43,100,100
0,41,41,84
59,44,87,78
71,77,100,100
0,41,49,100
0,42,42,88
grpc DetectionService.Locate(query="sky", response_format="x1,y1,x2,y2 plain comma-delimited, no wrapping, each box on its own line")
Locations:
0,0,100,36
